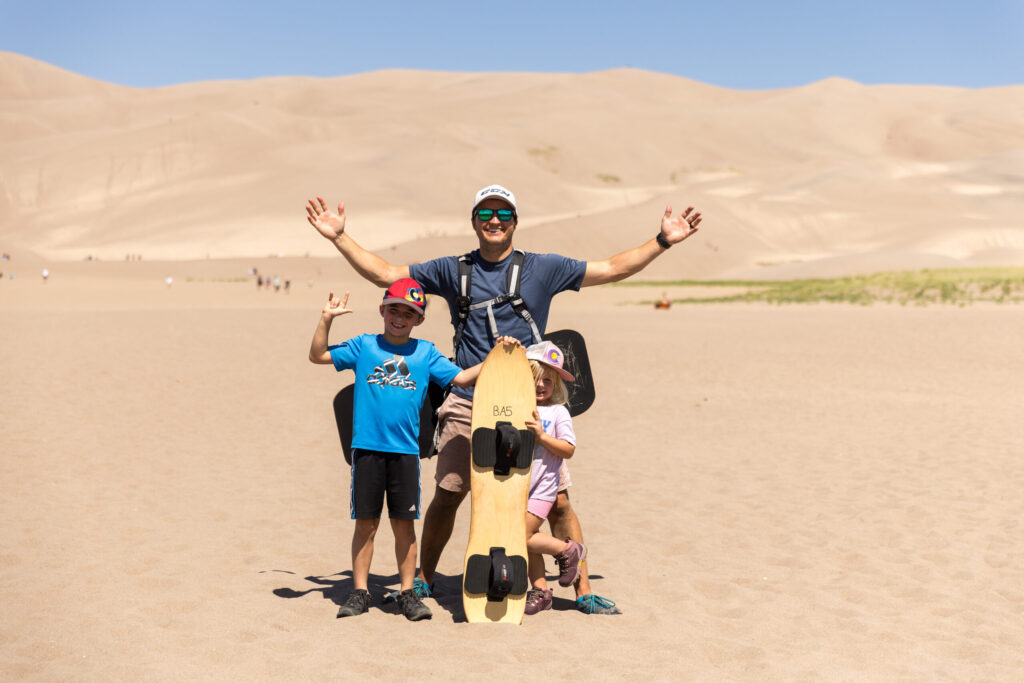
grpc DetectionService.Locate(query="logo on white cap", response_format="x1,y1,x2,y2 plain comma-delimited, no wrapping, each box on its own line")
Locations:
473,184,517,211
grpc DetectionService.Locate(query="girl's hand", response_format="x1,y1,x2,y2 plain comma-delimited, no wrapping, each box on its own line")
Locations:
496,335,521,349
524,408,543,439
322,291,353,318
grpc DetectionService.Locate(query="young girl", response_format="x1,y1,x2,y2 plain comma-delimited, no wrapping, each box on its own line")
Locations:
522,341,587,615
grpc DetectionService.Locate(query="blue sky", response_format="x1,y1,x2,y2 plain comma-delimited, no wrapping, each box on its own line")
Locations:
2,0,1022,89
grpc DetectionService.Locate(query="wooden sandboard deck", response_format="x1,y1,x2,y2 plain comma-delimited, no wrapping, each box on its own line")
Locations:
462,344,537,624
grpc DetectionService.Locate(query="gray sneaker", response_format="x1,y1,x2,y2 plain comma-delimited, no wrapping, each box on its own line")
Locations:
337,589,371,618
396,589,432,621
555,540,588,587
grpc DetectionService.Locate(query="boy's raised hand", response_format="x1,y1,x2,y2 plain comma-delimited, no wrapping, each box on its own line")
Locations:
322,291,353,319
307,197,346,240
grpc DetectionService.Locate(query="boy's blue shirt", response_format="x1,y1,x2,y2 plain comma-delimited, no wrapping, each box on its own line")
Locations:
329,334,461,455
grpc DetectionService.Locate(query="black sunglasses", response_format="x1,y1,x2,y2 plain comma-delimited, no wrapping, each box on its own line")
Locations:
473,208,516,222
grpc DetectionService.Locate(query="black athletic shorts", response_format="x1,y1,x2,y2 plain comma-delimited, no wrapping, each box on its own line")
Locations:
350,449,421,520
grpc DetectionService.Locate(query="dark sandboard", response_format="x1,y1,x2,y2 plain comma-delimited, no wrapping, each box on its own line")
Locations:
542,329,595,417
462,344,536,624
333,381,446,465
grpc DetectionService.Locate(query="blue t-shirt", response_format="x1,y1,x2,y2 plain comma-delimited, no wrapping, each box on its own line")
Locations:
410,250,586,399
329,334,461,455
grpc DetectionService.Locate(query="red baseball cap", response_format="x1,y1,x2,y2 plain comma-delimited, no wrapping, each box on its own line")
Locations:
382,278,426,315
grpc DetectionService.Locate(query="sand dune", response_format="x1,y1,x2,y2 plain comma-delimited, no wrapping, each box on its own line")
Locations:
1,51,1022,278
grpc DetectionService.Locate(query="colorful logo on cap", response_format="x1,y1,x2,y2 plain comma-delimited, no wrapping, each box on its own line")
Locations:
405,287,424,305
546,348,562,365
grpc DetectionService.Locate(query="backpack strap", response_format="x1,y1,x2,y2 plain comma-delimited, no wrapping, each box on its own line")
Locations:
504,249,525,296
451,250,542,357
505,250,542,345
451,253,474,356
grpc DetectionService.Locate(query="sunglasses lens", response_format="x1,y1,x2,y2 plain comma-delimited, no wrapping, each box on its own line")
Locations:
475,208,514,222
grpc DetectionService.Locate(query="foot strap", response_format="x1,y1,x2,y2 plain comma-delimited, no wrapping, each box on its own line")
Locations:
472,422,534,475
465,547,528,602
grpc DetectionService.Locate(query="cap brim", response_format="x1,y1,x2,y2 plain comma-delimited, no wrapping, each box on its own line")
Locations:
381,297,424,314
531,358,573,382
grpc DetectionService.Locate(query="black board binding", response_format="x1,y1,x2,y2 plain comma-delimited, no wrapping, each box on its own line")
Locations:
464,548,529,601
471,423,534,474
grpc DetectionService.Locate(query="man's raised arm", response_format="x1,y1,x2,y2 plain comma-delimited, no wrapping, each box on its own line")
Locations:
581,205,703,287
306,197,409,288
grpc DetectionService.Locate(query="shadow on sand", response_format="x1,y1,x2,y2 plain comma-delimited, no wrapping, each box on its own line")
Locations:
271,570,605,621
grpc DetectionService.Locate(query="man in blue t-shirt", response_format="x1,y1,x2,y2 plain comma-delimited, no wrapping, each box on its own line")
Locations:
306,184,704,615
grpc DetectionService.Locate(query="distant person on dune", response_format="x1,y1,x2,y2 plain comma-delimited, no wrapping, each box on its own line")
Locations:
306,184,703,614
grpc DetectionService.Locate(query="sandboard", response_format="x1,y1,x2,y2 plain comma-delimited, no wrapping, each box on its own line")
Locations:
542,329,595,417
462,343,537,624
332,381,446,465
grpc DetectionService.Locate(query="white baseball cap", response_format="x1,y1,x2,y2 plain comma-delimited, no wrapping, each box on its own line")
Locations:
472,184,517,211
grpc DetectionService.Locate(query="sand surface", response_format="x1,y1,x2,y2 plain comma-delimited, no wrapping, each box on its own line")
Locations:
2,259,1023,680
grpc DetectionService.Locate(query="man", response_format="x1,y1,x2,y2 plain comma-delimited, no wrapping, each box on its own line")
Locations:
306,185,702,614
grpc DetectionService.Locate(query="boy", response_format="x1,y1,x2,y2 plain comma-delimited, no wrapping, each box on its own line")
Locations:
309,277,515,621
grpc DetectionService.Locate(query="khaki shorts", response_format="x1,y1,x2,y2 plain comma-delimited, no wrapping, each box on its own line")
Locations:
435,393,573,494
434,393,474,493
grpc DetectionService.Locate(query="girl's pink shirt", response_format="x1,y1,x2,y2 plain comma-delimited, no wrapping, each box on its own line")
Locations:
527,403,575,504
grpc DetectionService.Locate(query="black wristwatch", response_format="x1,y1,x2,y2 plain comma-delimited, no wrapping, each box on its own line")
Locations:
656,232,672,249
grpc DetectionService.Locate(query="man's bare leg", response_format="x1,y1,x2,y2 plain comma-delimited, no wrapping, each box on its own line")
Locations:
416,486,468,586
547,491,590,596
